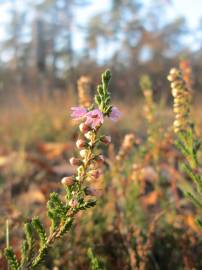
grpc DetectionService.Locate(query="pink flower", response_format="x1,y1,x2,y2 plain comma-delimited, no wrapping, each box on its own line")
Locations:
109,106,121,121
85,109,104,129
71,107,87,120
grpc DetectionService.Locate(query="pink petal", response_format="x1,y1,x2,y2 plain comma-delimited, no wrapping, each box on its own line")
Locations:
71,107,87,119
109,106,121,121
85,117,93,125
85,109,104,128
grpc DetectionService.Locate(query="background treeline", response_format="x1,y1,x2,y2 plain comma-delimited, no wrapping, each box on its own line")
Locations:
0,0,202,103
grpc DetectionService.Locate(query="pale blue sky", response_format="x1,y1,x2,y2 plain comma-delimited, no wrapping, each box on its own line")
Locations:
74,0,202,50
170,0,202,28
75,0,202,28
0,0,201,60
0,0,201,35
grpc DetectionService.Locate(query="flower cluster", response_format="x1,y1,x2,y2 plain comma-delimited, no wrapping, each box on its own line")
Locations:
62,114,113,200
64,70,121,208
167,68,192,133
71,106,120,129
66,80,121,200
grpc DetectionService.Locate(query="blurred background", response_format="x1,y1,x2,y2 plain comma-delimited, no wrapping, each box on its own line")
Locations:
1,1,202,269
0,0,202,103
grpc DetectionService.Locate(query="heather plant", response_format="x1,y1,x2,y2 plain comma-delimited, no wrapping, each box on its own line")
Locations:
140,75,157,147
140,75,163,152
4,69,120,270
168,67,202,227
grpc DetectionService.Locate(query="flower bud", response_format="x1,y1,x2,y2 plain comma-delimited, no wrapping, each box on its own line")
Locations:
85,131,94,140
69,157,82,166
76,139,86,149
171,88,179,98
167,69,179,82
174,119,184,128
80,149,88,158
79,123,90,133
175,114,184,120
61,176,74,186
174,127,180,134
101,135,111,145
170,68,179,76
173,106,182,114
175,96,186,105
167,75,173,81
171,81,181,89
69,198,78,207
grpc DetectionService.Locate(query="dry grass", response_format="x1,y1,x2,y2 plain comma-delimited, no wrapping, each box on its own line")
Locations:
1,82,202,269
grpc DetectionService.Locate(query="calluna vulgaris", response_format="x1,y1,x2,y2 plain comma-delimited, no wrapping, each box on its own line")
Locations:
168,66,202,228
4,70,121,270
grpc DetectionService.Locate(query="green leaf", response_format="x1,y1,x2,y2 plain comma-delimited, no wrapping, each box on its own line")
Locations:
102,69,111,91
175,140,190,157
24,222,34,253
48,192,67,219
4,247,20,270
95,95,101,106
186,192,202,209
183,164,202,193
195,218,202,229
193,139,201,155
79,200,96,210
32,246,48,268
97,85,104,96
32,217,47,247
60,217,74,236
20,240,28,266
48,210,61,232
